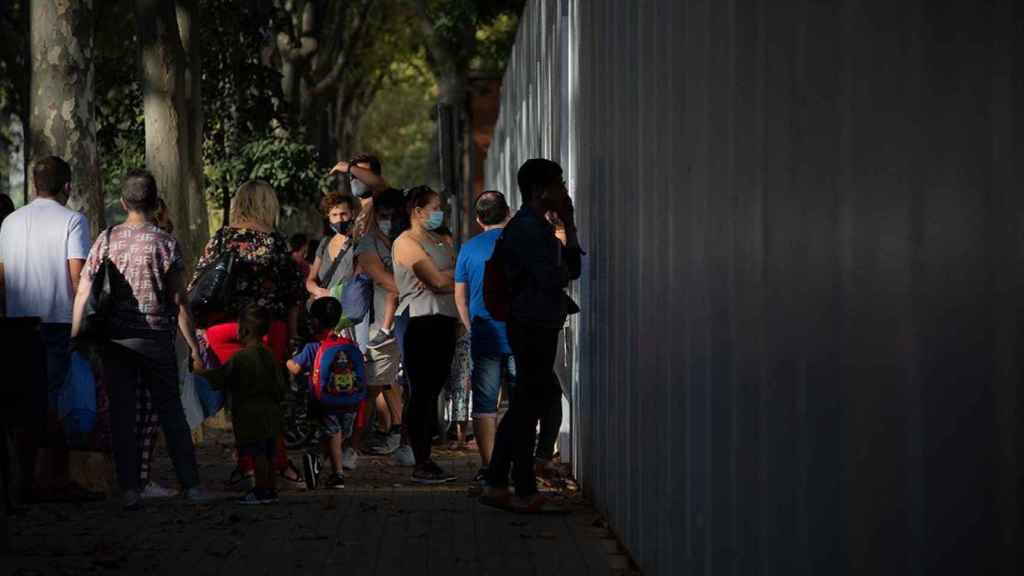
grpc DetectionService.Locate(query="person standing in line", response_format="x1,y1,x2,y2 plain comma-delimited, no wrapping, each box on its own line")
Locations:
128,197,180,500
189,180,305,489
304,192,363,470
71,169,210,510
481,159,582,513
198,305,287,504
353,188,411,463
453,191,514,481
328,154,399,348
0,156,96,504
392,185,459,484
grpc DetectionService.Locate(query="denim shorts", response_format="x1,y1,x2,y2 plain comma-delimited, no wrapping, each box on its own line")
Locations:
311,403,356,440
238,437,277,459
470,353,515,416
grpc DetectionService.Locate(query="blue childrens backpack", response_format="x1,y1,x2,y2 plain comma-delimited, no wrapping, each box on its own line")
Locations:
310,333,367,412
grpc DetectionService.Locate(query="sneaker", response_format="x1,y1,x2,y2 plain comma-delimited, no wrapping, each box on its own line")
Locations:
302,452,320,490
411,461,457,485
122,489,142,511
364,431,395,455
323,473,345,489
183,486,214,503
391,445,416,467
238,489,273,505
140,482,178,500
367,328,395,349
342,447,359,470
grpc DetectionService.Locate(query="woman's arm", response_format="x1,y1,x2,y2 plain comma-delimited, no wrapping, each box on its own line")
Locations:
357,251,398,294
170,268,203,370
393,235,454,293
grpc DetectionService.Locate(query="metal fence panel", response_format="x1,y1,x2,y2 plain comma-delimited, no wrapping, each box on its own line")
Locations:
486,1,1023,574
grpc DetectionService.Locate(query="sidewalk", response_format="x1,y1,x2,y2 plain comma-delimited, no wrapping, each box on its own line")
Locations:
2,428,637,575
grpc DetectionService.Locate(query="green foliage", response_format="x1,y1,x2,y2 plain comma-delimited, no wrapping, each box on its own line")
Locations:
418,0,524,74
357,58,440,189
206,135,328,220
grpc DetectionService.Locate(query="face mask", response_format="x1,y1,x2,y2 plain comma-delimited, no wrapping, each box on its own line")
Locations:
351,179,372,199
424,210,444,231
330,220,352,235
377,218,392,237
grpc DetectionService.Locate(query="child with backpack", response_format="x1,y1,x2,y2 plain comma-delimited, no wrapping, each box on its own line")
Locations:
286,297,367,489
196,305,288,505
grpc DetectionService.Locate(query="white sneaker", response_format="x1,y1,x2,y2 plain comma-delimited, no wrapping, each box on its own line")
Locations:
390,445,416,467
140,482,178,499
183,486,215,503
342,447,359,470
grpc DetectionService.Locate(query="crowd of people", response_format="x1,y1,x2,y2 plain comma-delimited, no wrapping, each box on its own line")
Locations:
0,152,582,514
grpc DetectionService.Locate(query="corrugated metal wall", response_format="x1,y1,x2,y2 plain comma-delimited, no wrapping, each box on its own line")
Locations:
486,1,1023,575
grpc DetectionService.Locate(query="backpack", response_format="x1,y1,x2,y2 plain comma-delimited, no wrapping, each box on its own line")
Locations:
309,334,367,412
482,233,511,322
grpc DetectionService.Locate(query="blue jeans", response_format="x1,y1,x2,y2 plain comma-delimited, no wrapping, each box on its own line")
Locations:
470,352,515,416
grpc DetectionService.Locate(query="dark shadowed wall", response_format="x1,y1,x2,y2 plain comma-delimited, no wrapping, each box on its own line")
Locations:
486,1,1023,574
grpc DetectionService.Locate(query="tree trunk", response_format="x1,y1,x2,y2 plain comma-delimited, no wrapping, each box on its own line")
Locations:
175,0,208,268
29,0,105,237
135,0,193,264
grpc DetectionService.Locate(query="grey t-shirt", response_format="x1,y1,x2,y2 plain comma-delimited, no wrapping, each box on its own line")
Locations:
354,233,395,342
315,236,356,289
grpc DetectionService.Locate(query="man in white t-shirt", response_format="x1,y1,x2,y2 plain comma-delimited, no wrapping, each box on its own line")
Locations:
0,156,93,504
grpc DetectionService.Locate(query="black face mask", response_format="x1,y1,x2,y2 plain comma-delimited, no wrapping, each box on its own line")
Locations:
330,220,352,235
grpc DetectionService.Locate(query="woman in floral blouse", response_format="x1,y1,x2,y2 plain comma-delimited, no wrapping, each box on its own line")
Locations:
189,180,304,486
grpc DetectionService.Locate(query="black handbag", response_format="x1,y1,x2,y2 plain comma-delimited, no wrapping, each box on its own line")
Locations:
188,229,237,328
77,227,115,341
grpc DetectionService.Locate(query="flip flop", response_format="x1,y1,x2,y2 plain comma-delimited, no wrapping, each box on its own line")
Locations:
510,494,570,515
478,487,513,511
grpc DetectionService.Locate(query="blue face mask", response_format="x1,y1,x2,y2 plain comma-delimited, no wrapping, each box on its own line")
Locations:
424,210,444,231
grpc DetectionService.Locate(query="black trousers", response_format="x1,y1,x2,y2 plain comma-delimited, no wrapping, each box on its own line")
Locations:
488,321,562,497
403,315,457,466
104,342,199,492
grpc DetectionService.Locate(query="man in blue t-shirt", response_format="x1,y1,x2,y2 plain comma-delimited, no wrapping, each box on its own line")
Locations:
454,191,514,481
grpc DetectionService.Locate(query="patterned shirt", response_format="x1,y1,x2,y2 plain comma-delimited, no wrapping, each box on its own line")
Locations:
189,227,303,321
85,222,182,333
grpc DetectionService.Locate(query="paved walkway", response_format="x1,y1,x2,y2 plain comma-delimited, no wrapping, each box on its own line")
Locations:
2,429,636,576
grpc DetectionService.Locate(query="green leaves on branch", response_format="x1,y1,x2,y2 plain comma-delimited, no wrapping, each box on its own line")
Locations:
205,136,326,219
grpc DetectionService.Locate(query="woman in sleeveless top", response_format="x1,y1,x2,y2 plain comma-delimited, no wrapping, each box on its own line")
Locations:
392,186,459,484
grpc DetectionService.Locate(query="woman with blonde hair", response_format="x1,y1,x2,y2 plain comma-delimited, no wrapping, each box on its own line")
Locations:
189,180,305,487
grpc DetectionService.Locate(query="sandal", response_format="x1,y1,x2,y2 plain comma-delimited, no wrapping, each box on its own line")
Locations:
510,493,569,515
278,460,304,485
224,466,254,489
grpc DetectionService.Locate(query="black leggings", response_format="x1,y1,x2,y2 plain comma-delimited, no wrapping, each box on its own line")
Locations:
403,315,457,465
